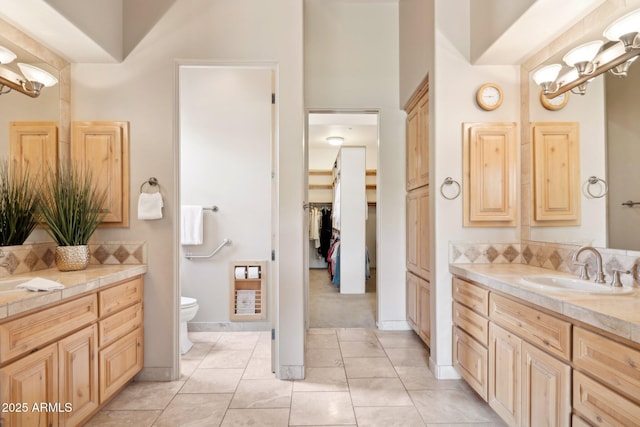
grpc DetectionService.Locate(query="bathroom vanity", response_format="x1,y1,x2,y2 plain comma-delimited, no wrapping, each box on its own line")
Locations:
0,264,146,427
450,263,640,427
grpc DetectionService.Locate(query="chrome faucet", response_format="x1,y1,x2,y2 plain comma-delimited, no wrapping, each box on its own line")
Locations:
572,246,606,284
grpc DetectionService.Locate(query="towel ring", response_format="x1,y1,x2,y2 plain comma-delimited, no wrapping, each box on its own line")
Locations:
140,177,160,193
440,177,461,200
583,176,608,198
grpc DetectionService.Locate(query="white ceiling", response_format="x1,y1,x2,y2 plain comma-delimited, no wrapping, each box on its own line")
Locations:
308,112,378,150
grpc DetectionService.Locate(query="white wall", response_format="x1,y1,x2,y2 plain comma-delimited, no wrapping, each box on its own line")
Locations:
179,67,272,327
399,0,434,106
305,0,406,329
71,0,304,380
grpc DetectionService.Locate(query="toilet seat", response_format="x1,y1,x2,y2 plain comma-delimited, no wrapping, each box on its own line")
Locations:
181,296,198,308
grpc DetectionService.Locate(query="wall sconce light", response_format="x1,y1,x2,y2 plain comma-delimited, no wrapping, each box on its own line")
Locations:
534,8,640,99
326,136,344,146
0,45,58,98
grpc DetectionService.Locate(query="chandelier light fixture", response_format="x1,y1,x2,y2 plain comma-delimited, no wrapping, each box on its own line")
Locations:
533,8,640,98
0,44,58,98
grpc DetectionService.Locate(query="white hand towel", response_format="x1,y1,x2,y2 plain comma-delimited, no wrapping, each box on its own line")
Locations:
181,205,203,245
16,277,65,292
138,192,164,220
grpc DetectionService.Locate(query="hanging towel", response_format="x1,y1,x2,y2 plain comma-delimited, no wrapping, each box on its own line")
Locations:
16,277,65,292
138,192,164,220
181,205,203,245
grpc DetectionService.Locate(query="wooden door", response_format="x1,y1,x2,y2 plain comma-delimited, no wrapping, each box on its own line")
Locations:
489,323,521,426
406,272,418,331
9,121,58,181
531,122,580,225
418,277,430,346
58,325,99,427
406,192,418,273
0,343,59,427
406,107,419,190
417,93,429,188
99,328,143,403
453,326,488,401
72,121,129,227
417,186,430,277
521,341,570,427
463,122,517,227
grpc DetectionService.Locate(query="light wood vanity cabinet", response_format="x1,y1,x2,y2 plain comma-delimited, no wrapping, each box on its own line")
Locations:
405,79,429,191
406,271,430,347
406,186,430,278
0,275,144,427
9,121,58,181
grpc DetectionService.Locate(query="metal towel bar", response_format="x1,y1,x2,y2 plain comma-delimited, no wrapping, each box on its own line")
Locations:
185,238,232,260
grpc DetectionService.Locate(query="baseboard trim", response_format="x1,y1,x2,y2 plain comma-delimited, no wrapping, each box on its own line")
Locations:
429,357,461,380
188,321,271,332
376,320,411,331
135,367,175,381
278,365,304,380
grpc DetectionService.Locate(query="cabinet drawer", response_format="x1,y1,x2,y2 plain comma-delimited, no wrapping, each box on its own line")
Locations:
99,327,143,403
99,302,143,348
452,277,489,316
0,294,97,363
453,301,488,346
489,293,570,361
574,327,640,404
573,370,640,426
99,276,143,317
453,326,488,401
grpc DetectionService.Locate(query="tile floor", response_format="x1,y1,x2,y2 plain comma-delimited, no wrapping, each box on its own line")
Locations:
85,328,506,426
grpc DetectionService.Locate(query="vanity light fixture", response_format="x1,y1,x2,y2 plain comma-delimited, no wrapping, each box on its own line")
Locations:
0,44,58,98
326,136,344,146
534,8,640,99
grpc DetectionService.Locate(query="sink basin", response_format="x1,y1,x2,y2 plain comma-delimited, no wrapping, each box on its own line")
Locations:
520,275,634,295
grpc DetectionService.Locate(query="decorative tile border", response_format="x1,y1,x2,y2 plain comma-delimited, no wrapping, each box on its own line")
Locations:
449,242,522,264
0,241,147,277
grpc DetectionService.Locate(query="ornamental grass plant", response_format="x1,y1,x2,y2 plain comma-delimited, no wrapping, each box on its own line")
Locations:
0,160,39,246
39,164,107,246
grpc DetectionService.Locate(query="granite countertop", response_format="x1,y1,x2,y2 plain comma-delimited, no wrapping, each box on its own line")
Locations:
0,264,148,321
450,263,640,345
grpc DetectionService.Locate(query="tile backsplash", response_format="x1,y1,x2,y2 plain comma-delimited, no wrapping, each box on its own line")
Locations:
450,240,640,286
0,241,146,277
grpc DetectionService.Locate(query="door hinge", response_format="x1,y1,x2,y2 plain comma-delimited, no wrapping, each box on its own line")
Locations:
271,93,276,104
271,250,276,261
271,328,275,340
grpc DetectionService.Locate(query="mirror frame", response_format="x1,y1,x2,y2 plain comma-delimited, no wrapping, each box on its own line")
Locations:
0,18,70,161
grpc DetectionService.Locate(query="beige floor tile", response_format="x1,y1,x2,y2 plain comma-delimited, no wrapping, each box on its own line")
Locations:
424,423,506,427
188,331,222,343
229,378,293,408
348,378,413,406
376,331,425,349
293,367,348,392
153,393,232,426
385,347,429,367
83,410,161,426
181,342,214,360
221,408,290,427
339,340,386,357
355,406,426,426
337,328,378,343
199,349,252,369
395,366,463,391
243,356,275,379
306,332,340,349
215,332,260,350
305,347,344,368
307,328,337,335
289,391,356,425
104,381,185,410
180,358,202,379
180,368,244,393
410,389,502,424
252,341,272,358
344,356,396,378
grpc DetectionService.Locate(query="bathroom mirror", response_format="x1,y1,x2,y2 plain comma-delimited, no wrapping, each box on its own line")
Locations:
524,2,640,251
0,27,63,161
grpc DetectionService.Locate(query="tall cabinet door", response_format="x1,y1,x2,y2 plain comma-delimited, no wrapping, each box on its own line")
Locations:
406,107,419,190
489,323,522,426
416,93,429,188
72,121,129,227
0,343,59,427
9,121,58,180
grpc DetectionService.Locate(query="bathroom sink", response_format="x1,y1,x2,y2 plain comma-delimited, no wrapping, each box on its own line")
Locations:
520,275,634,295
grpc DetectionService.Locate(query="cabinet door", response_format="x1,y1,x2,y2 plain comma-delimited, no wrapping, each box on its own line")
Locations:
453,326,488,401
406,272,418,331
489,323,521,426
418,278,430,346
99,328,143,403
463,122,517,227
72,121,129,227
59,324,99,427
406,107,419,190
416,93,429,188
0,343,58,427
9,121,58,181
521,341,570,427
406,192,418,273
417,186,430,277
531,122,580,225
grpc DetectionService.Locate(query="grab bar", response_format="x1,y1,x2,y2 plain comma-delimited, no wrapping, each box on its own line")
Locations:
185,238,232,260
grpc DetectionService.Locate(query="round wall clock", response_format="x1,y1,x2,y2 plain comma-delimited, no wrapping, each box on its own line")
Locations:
476,83,503,111
540,90,569,111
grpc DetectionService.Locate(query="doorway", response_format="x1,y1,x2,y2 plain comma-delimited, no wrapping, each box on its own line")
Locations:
305,111,379,328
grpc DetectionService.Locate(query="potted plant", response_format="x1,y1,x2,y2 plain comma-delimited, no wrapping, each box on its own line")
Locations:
38,164,107,271
0,160,39,246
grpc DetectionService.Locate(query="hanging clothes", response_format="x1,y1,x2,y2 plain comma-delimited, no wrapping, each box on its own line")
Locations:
309,207,321,249
319,208,333,259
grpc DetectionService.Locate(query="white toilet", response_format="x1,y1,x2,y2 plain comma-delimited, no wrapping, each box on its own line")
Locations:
180,296,199,354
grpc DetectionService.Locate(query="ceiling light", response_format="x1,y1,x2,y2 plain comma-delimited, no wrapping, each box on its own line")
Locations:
0,62,58,98
326,136,344,146
604,9,640,50
563,40,603,75
0,45,16,64
533,64,562,94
